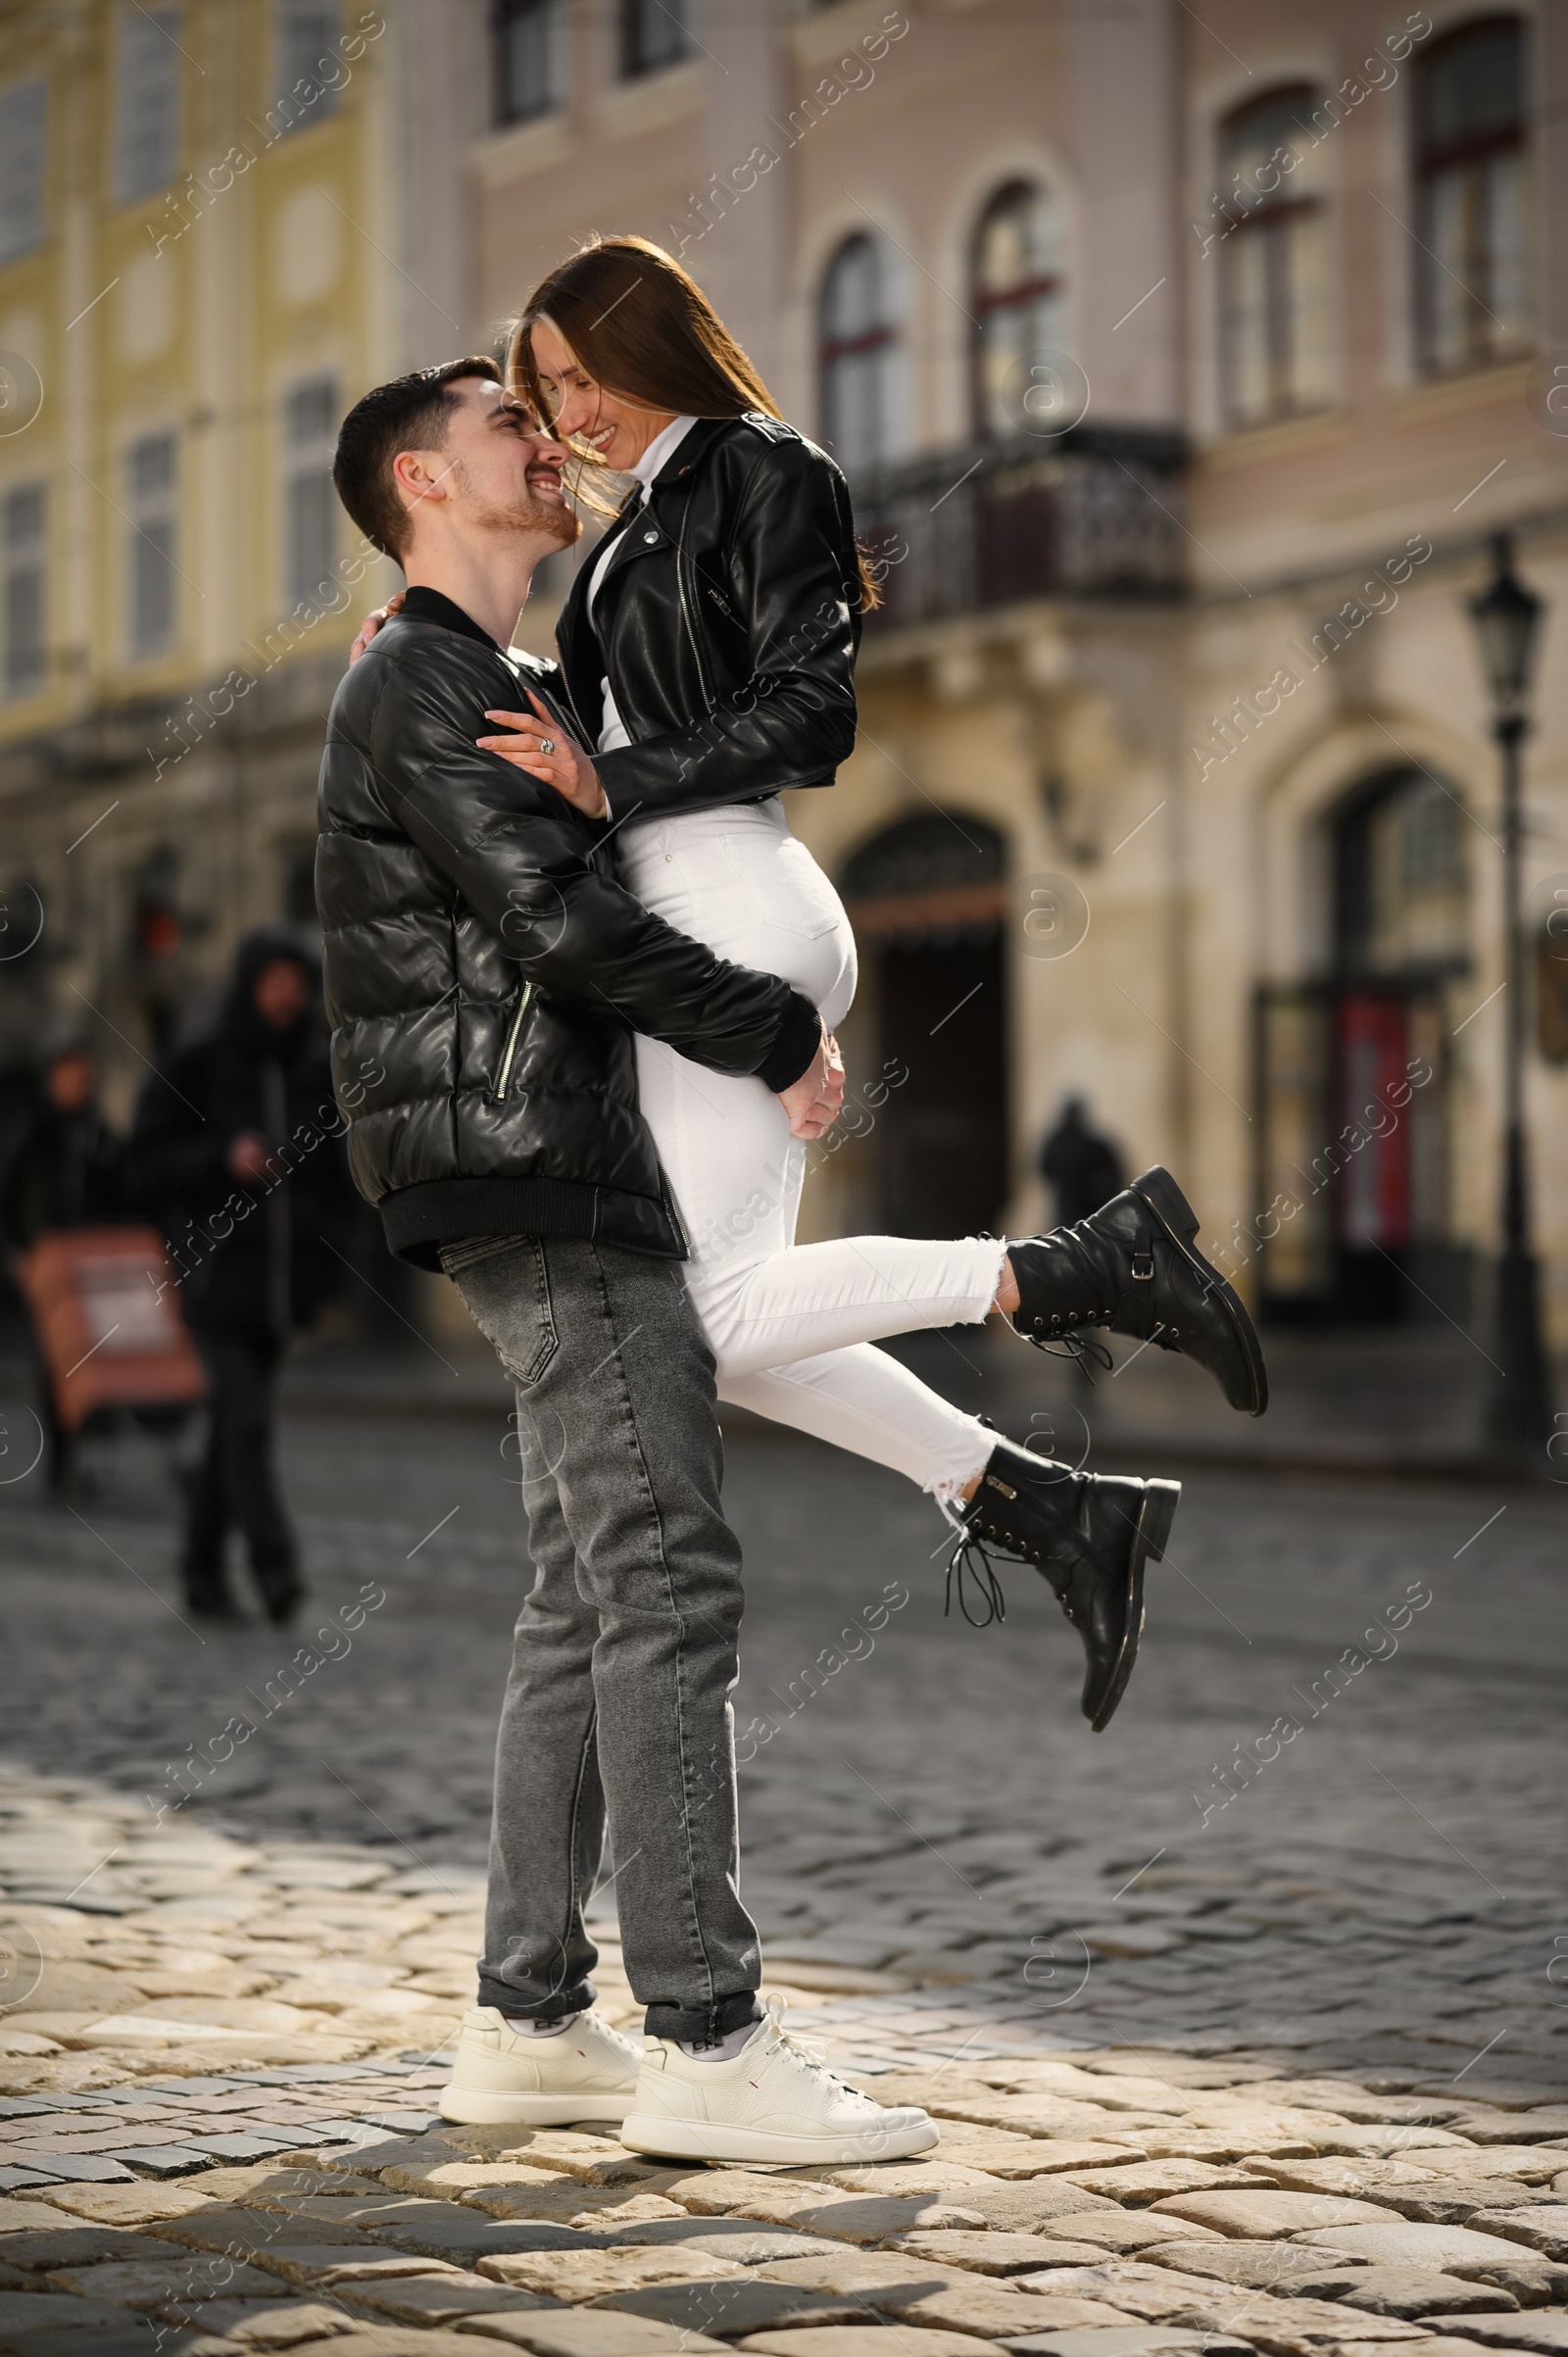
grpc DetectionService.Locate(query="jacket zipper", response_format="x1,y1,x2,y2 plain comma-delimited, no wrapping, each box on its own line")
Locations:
675,496,717,715
491,981,534,1103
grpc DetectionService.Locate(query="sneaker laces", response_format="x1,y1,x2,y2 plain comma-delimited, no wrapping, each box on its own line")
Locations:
760,1992,862,2097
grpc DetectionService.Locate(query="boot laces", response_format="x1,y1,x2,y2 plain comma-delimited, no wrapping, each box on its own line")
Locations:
1010,1314,1116,1380
943,1529,1006,1628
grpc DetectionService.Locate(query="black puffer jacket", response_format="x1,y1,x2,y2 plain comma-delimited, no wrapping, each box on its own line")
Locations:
554,415,861,820
316,595,822,1269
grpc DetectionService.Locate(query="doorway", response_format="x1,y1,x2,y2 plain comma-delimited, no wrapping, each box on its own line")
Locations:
839,813,1009,1239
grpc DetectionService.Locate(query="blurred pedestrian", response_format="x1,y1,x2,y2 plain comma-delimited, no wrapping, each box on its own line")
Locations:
1040,1096,1126,1229
128,926,353,1624
1,1032,126,1490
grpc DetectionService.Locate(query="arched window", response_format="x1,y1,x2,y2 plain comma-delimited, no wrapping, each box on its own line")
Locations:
1413,16,1529,374
1216,85,1332,429
972,181,1064,438
1334,766,1469,980
818,233,900,474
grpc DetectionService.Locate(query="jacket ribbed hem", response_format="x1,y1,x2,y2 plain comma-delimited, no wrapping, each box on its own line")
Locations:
757,991,824,1093
378,1176,685,1272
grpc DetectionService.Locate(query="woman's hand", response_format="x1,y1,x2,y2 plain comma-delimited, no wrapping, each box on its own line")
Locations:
478,691,608,819
350,590,404,664
777,1031,846,1142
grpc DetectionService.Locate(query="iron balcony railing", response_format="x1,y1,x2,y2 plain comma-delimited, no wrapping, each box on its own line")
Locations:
850,424,1190,629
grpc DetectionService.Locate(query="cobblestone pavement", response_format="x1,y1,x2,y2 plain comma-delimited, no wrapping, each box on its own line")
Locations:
0,1385,1564,2350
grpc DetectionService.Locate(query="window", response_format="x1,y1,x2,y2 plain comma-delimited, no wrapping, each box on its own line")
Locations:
125,432,177,661
2,484,45,699
0,80,47,263
494,0,564,123
819,233,901,474
1216,86,1332,429
1413,17,1529,374
113,7,181,203
283,373,339,611
274,0,341,132
619,0,690,79
972,181,1066,439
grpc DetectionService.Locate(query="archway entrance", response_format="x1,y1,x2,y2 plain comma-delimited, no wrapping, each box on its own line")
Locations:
839,813,1009,1239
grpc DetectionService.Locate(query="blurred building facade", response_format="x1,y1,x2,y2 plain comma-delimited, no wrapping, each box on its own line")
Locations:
0,0,405,1116
3,0,1566,1347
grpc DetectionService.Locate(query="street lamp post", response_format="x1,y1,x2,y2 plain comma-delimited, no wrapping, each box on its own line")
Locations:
1467,532,1554,1453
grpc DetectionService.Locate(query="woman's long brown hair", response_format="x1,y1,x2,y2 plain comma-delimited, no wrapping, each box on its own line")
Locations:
508,235,880,612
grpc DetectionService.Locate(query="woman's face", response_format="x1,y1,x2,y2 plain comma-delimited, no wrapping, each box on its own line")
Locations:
527,317,677,473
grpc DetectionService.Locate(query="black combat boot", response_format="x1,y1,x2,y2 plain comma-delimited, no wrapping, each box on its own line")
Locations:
1006,1165,1268,1415
949,1440,1180,1732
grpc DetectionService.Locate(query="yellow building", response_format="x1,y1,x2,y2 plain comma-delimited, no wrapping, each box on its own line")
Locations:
0,0,402,1115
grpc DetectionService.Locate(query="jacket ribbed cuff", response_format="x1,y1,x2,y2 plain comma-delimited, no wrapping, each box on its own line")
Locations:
756,992,823,1093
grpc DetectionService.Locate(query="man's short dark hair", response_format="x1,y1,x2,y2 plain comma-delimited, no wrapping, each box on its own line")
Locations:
332,356,504,561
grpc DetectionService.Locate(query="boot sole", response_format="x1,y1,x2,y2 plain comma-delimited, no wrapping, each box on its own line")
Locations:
1089,1477,1180,1734
439,2085,632,2125
619,2110,940,2165
1131,1167,1269,1417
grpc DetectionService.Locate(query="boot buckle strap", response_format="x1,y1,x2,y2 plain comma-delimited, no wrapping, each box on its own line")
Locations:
1131,1225,1154,1281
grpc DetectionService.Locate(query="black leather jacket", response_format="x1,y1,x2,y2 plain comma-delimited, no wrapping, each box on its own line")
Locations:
554,414,861,820
316,596,822,1269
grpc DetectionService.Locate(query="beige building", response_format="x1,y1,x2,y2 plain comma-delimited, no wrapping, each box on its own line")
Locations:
5,0,1566,1354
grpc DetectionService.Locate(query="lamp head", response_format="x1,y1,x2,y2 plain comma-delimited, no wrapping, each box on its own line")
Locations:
1469,531,1544,723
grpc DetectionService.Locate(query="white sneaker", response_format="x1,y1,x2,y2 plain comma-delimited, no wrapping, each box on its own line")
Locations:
439,2005,642,2125
620,1996,939,2165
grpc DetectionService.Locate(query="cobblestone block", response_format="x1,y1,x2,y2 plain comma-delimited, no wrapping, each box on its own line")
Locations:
894,2231,1106,2277
996,2332,1257,2357
1291,2227,1565,2299
1465,2211,1568,2262
1291,2272,1524,2318
1425,2322,1568,2355
1060,2165,1263,2208
1036,2215,1232,2255
731,2330,994,2357
448,2311,731,2352
45,2253,287,2305
589,2276,886,2331
1152,2196,1405,2238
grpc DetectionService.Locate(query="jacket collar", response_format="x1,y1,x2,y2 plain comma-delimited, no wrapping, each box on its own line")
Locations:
400,585,501,652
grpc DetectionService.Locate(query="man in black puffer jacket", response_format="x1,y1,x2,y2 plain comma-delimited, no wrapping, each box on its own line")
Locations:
320,361,850,2119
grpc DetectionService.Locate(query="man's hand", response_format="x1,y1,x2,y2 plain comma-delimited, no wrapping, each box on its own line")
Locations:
777,1031,845,1141
477,692,608,819
350,590,405,664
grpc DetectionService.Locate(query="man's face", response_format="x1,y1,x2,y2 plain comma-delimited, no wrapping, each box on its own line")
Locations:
403,378,580,554
46,1054,95,1112
253,958,311,1030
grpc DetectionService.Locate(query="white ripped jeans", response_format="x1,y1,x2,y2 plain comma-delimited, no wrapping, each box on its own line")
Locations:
617,799,1002,1498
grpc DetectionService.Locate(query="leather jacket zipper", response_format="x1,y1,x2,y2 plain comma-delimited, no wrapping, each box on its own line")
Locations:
675,499,716,714
491,982,534,1103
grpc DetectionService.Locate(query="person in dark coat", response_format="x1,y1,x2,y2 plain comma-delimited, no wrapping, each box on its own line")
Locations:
1,1037,127,1491
128,926,354,1622
1039,1097,1126,1230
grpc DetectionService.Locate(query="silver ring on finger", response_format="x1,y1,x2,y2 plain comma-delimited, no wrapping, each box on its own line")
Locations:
538,737,555,756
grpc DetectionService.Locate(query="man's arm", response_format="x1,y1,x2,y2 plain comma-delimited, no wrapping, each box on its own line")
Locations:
362,643,822,1091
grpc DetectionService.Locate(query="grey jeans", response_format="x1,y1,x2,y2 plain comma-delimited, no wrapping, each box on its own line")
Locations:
449,1235,761,2045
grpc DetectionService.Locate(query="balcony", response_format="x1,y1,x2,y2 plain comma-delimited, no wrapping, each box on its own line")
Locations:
851,424,1190,632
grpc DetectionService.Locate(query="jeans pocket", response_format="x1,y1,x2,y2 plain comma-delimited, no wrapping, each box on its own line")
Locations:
723,834,846,940
454,1238,559,1389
